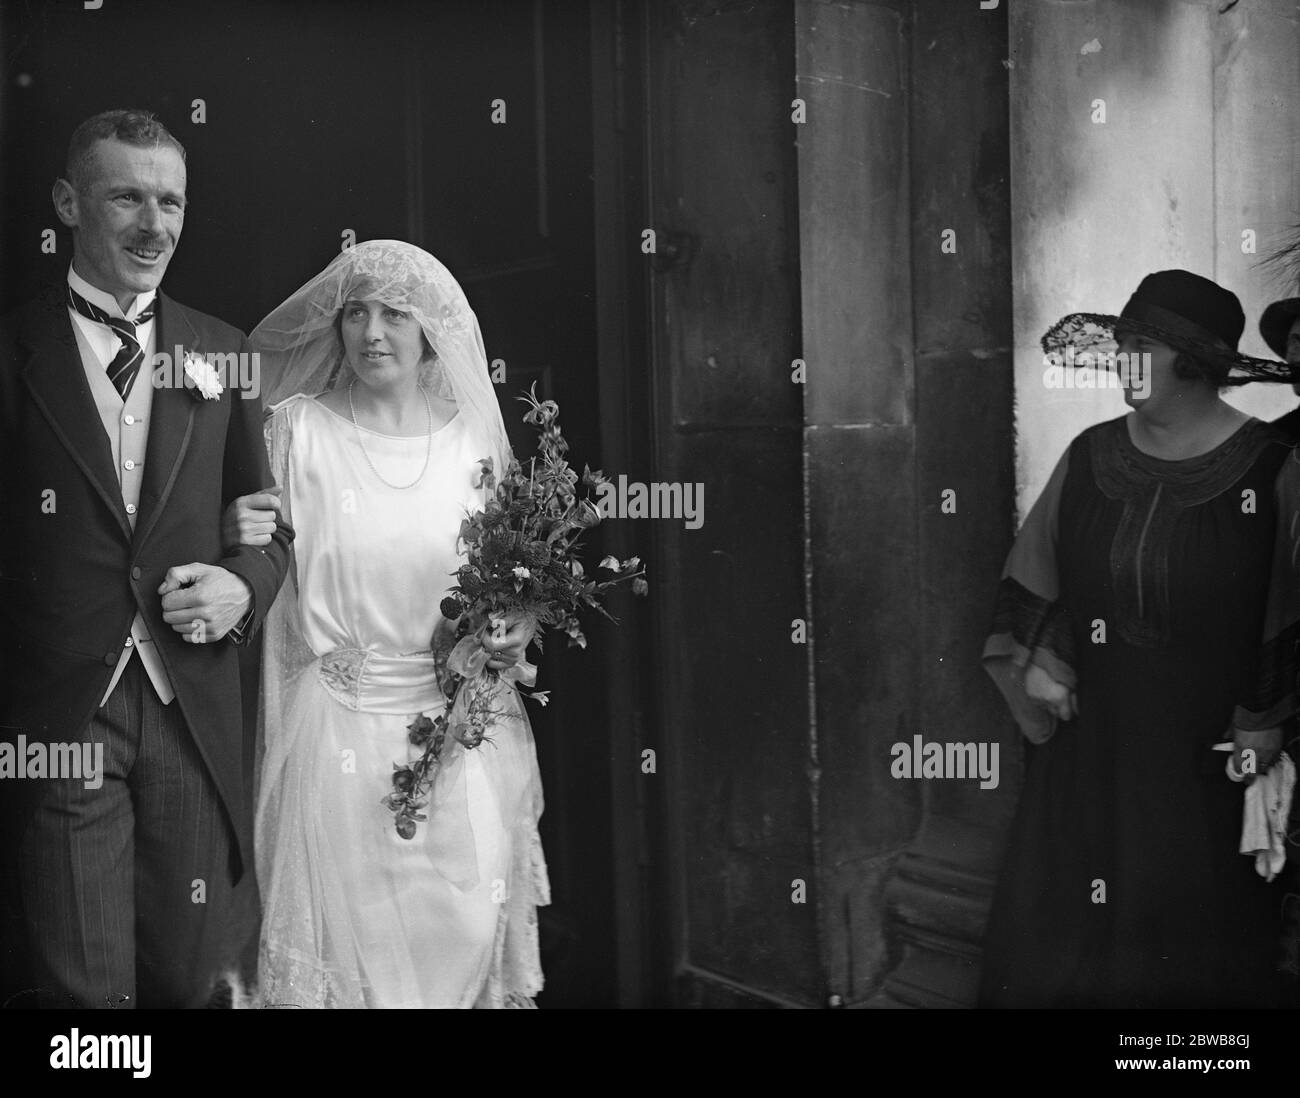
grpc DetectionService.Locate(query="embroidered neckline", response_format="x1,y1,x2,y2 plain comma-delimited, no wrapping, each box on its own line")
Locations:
1085,416,1288,647
1095,416,1281,507
1120,413,1260,465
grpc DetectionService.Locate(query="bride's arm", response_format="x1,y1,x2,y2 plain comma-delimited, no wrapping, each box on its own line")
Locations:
216,343,296,641
222,401,297,549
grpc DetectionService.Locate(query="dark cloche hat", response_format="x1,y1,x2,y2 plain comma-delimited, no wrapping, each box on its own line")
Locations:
1041,269,1294,385
1259,297,1300,360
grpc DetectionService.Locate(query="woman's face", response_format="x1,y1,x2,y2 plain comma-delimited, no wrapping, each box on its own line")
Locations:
340,299,427,389
1115,331,1184,410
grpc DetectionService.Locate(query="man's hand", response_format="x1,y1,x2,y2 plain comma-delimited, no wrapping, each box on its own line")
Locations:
222,486,283,551
1231,726,1282,782
158,563,254,643
1024,663,1077,722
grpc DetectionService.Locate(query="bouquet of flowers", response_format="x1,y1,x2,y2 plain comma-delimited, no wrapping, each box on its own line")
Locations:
385,384,647,839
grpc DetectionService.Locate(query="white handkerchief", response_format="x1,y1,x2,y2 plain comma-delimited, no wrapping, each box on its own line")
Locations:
1239,751,1295,882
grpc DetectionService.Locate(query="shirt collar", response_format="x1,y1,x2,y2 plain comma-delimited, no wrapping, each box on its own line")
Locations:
67,265,158,323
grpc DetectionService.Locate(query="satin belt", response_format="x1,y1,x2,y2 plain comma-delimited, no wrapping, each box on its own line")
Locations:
316,647,442,715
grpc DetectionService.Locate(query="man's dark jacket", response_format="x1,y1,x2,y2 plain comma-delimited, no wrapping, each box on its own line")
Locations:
0,281,292,881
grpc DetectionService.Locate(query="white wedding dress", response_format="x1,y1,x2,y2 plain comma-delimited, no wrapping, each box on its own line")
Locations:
254,394,550,1008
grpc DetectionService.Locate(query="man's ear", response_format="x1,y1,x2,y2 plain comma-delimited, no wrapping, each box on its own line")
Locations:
52,177,79,229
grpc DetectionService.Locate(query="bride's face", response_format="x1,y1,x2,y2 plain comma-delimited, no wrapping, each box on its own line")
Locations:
340,298,429,388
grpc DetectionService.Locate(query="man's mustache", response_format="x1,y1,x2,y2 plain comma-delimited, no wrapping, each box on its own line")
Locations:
125,238,170,250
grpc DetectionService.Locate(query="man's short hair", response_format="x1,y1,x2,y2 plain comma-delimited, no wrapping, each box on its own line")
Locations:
64,109,186,192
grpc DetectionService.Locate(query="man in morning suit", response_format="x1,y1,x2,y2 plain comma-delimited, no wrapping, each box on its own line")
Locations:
0,109,292,1008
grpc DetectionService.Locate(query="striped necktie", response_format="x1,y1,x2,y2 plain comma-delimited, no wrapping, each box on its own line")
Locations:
66,285,156,400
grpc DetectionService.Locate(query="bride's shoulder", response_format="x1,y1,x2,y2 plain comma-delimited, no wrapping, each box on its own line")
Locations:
265,391,329,425
262,393,327,454
312,388,351,418
431,390,459,423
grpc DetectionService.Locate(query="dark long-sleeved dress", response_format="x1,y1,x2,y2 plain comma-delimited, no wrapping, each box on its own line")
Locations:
980,415,1300,1008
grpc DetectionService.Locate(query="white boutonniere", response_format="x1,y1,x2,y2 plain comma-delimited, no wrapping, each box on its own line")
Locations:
182,351,224,401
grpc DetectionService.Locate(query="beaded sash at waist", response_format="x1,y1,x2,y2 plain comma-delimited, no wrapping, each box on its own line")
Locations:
316,647,442,715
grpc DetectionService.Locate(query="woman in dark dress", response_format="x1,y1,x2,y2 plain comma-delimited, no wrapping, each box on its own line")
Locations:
980,270,1300,1008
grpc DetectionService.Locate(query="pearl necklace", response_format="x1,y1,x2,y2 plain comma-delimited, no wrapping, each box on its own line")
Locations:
347,379,433,490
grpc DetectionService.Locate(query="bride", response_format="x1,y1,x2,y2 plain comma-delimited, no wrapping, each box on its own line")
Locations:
227,240,550,1007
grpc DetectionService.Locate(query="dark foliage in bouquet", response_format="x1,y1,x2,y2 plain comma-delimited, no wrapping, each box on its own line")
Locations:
386,384,647,839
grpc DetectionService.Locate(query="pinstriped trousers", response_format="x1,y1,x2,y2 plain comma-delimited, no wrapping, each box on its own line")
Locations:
10,657,253,1008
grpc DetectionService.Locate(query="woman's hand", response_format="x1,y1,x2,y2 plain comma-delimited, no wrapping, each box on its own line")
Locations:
481,612,536,671
1024,663,1077,721
222,486,283,551
1230,726,1282,782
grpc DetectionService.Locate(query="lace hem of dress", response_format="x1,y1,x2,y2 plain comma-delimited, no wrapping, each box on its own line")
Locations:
253,944,369,1009
254,822,552,1009
475,823,552,1009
